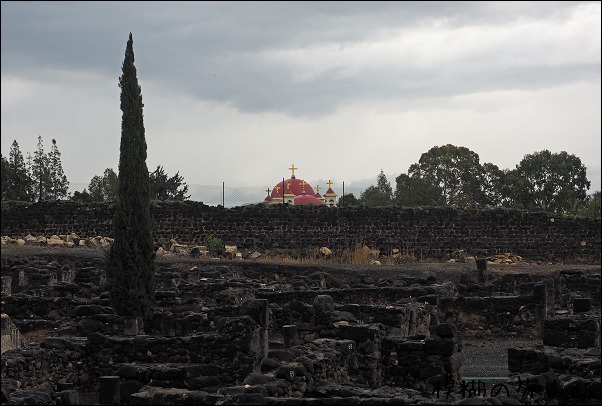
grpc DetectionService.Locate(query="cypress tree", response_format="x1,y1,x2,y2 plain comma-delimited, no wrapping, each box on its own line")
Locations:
106,33,155,319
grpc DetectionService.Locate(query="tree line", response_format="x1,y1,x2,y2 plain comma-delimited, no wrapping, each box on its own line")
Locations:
2,139,599,218
339,144,600,219
1,136,69,202
1,139,189,203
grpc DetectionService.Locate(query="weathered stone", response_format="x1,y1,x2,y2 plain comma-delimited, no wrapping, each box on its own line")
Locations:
99,376,120,405
40,337,75,350
313,295,334,314
573,297,592,312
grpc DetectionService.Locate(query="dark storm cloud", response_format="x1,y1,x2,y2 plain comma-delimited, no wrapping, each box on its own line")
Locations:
2,1,598,117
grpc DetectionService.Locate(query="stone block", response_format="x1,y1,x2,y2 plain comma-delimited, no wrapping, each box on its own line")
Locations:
282,324,298,348
573,298,592,313
99,376,120,405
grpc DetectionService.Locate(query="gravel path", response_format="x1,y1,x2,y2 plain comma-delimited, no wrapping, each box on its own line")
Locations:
462,338,540,379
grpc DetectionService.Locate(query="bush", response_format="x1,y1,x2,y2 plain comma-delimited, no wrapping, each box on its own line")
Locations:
206,235,223,255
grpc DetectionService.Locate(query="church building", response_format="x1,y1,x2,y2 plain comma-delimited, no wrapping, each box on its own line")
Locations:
263,164,338,207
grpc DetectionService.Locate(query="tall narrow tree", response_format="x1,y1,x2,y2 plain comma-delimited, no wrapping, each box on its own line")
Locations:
105,33,155,319
31,135,50,201
47,139,69,200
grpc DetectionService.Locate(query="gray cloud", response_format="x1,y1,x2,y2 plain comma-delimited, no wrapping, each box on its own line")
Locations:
3,1,598,117
1,1,600,192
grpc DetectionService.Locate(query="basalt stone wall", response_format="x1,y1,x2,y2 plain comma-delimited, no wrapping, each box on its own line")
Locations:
381,323,463,390
257,283,456,306
2,201,600,262
1,316,262,395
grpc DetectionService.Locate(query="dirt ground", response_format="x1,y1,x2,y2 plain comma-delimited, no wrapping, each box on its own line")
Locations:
2,243,600,282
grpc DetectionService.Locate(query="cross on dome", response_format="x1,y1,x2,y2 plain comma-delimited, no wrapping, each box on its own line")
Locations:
289,163,298,179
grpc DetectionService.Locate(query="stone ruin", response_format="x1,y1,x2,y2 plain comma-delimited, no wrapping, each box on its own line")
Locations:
1,251,600,405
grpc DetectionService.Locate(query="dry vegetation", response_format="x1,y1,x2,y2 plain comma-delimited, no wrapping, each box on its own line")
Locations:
255,243,419,266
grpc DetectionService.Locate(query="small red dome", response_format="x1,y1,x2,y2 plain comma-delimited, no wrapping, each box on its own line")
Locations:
294,193,326,205
324,187,337,196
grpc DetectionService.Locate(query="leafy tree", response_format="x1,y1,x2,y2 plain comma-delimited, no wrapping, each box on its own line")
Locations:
480,162,508,207
30,135,51,201
338,193,359,207
1,155,10,200
1,141,34,201
88,168,119,202
394,173,443,206
105,33,156,319
511,150,590,213
27,136,69,201
149,165,190,201
47,139,69,200
377,169,393,199
71,189,93,203
571,191,601,219
408,144,488,207
360,170,393,207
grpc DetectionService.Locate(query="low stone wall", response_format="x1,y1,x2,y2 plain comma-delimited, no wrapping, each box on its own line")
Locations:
0,315,263,395
382,323,463,390
2,201,600,262
507,346,601,403
257,282,456,306
543,316,600,348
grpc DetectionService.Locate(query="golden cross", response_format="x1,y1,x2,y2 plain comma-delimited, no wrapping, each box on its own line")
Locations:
300,179,306,190
289,163,298,178
315,185,321,193
286,182,291,190
274,185,280,194
327,179,333,188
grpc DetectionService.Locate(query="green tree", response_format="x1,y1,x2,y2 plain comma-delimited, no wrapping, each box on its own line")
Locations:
105,33,156,319
149,165,190,201
47,139,69,200
27,136,69,201
571,191,601,219
408,144,487,207
1,155,8,199
88,168,119,202
338,193,359,207
359,170,393,207
569,190,602,219
71,189,93,203
480,162,508,207
1,141,34,201
394,173,443,206
511,150,590,213
30,135,51,201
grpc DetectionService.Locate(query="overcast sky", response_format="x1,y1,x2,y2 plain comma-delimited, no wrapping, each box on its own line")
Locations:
2,1,600,199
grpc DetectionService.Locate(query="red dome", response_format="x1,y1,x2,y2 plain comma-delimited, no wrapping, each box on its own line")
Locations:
270,178,316,199
294,193,326,205
324,187,337,196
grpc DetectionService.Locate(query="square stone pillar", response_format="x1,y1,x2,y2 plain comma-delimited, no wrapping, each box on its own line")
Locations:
1,276,11,296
